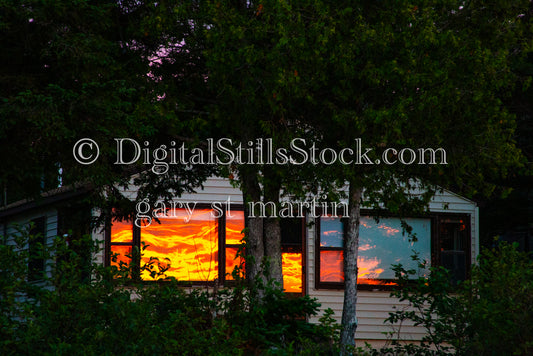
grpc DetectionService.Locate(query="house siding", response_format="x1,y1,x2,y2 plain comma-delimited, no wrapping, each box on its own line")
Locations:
307,187,478,344
1,177,478,346
1,208,58,280
109,177,478,344
2,208,58,248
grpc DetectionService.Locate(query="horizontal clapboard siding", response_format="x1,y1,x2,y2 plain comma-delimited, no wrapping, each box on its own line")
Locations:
123,176,475,344
305,186,477,344
92,207,107,266
1,177,477,346
118,175,243,204
3,208,58,248
1,208,58,280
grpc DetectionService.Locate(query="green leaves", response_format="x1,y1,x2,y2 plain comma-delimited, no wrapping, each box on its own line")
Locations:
0,228,339,355
385,242,533,355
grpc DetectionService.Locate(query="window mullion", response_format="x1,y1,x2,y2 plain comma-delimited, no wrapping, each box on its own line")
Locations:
219,212,226,283
133,223,141,280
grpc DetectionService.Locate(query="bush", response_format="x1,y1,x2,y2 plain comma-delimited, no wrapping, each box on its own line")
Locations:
0,228,340,355
380,241,533,356
461,241,533,355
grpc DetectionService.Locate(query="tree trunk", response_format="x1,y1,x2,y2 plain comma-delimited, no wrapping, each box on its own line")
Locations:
241,170,265,291
340,182,362,354
263,166,283,287
263,217,282,286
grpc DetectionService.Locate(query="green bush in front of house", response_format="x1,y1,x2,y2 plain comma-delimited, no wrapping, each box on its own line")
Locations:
5,226,532,355
0,227,341,355
374,241,533,356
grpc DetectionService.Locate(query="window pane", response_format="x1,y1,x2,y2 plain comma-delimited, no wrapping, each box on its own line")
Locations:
225,247,244,280
320,217,343,247
110,245,132,267
282,252,302,293
29,217,46,280
141,209,218,281
359,217,431,280
320,250,344,282
226,210,245,245
281,218,302,245
111,219,133,243
439,217,468,284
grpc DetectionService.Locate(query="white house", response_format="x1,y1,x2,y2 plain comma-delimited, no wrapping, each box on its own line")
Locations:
0,176,478,346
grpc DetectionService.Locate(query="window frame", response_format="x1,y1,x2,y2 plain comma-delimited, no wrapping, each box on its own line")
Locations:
106,205,308,292
432,213,472,284
280,217,306,295
315,211,471,290
28,216,47,281
106,203,240,285
219,208,247,283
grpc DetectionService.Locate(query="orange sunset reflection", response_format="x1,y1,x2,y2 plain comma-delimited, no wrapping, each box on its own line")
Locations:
110,245,132,267
320,251,393,285
225,211,245,281
141,209,218,281
282,252,302,293
226,211,245,244
111,219,132,243
320,250,344,282
110,209,305,289
225,247,244,280
377,223,400,236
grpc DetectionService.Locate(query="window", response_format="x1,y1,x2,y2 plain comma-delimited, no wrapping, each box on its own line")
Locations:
109,217,135,273
108,208,305,292
316,213,469,289
436,215,470,284
224,210,245,281
28,217,46,281
110,207,219,282
317,217,344,284
281,218,304,294
141,208,218,281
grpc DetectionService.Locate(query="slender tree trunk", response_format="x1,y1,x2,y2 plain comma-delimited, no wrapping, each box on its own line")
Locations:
263,217,282,286
241,170,265,291
340,182,362,354
263,165,283,287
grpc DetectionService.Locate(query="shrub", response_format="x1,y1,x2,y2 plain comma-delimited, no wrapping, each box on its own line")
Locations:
0,228,340,355
380,241,533,356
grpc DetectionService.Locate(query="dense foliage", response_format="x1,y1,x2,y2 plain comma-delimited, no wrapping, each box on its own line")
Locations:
1,1,531,353
374,242,533,356
0,0,216,215
0,227,341,356
4,229,533,355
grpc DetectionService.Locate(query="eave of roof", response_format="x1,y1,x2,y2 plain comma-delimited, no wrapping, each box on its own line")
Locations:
0,183,92,220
